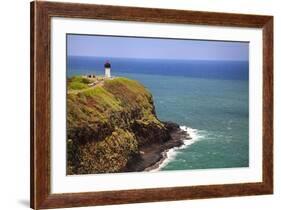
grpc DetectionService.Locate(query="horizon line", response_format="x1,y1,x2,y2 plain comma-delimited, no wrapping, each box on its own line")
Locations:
67,55,249,62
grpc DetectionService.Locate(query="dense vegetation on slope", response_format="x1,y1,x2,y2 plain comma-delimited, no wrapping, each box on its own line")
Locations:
67,76,171,174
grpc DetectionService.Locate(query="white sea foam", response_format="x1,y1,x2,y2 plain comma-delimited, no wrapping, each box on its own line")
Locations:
150,126,204,172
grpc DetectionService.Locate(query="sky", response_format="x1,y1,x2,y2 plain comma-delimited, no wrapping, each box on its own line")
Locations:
67,34,249,61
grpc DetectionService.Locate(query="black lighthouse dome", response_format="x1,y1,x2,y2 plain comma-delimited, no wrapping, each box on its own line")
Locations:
104,61,111,68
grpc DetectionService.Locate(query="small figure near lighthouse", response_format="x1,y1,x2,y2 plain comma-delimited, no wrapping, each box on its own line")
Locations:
104,60,111,78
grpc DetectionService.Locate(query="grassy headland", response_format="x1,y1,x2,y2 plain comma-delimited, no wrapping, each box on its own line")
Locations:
67,76,188,174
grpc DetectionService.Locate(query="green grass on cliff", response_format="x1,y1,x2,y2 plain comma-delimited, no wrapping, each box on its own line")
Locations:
67,76,160,126
68,76,91,90
83,87,122,111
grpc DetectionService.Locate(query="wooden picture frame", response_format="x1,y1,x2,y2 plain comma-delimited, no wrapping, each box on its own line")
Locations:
30,1,273,209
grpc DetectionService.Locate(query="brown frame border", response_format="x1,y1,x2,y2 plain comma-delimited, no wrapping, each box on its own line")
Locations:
30,1,273,209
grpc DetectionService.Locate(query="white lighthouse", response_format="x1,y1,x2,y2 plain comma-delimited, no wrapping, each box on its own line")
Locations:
104,61,111,78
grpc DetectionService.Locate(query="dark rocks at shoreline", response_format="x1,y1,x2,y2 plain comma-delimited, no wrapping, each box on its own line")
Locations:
124,121,191,172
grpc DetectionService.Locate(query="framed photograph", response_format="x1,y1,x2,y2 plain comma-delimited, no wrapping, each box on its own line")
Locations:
30,1,273,209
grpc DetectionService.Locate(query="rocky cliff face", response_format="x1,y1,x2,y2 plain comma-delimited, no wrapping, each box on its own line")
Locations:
67,76,179,174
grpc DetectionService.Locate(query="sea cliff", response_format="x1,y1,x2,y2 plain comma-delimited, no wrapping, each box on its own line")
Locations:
67,76,190,174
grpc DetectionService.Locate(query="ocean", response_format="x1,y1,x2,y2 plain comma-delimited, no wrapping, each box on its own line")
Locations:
67,56,249,171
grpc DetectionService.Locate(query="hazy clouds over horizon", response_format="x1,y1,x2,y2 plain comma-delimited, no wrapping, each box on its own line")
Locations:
67,34,249,61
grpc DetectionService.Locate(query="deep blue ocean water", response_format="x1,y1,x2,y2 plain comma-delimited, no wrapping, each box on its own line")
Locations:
67,56,249,171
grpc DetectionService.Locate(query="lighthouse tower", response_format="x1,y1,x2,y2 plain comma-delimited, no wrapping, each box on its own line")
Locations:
104,61,111,78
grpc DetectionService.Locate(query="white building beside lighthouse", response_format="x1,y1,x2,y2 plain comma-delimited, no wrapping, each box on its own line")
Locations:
104,61,111,78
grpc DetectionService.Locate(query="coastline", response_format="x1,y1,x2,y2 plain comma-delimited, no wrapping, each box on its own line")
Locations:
67,76,194,174
124,122,192,172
